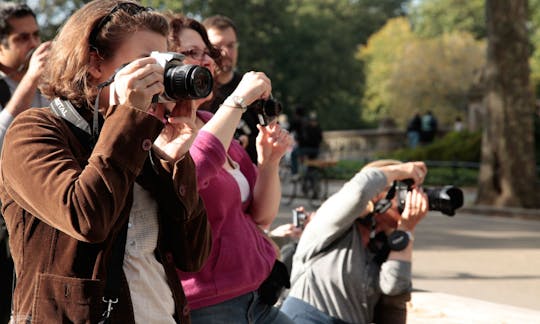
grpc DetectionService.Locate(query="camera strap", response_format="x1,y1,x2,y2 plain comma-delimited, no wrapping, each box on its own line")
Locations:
49,98,92,135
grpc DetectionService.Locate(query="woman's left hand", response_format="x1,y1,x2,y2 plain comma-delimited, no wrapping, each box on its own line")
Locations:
152,101,197,162
256,122,293,166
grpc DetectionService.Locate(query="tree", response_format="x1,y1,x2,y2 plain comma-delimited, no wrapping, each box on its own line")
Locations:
477,0,538,207
358,18,485,128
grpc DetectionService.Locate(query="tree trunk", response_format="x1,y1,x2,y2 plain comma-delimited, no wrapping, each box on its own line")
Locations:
477,0,538,207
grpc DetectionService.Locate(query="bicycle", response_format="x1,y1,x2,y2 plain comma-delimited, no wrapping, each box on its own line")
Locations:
281,157,337,208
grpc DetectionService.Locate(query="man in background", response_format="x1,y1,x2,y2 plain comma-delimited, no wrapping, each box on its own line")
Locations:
0,3,50,322
202,15,260,163
0,2,50,148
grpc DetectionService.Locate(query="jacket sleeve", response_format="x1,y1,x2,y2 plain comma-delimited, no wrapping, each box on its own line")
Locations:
151,151,212,272
294,167,388,262
1,105,162,243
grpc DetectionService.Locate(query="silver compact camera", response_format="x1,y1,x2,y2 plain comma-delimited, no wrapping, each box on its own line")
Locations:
150,51,213,102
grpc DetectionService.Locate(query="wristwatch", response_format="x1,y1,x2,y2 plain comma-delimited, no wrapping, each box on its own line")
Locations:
223,95,248,113
387,230,413,251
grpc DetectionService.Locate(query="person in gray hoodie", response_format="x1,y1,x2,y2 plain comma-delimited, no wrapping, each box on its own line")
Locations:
281,160,429,324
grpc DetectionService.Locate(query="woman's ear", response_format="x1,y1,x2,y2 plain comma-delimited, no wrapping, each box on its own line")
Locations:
88,51,102,80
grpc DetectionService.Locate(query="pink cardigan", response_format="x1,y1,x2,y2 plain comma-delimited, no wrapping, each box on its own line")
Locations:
178,111,276,310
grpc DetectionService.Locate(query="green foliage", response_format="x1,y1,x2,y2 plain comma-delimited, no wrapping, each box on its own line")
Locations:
408,0,486,39
197,0,406,130
381,131,482,162
325,131,482,186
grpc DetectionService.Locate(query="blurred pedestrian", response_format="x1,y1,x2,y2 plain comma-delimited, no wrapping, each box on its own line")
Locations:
406,112,421,148
420,111,438,144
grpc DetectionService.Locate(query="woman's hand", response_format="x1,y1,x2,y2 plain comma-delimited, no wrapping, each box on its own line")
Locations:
229,71,272,105
256,122,293,166
112,57,164,112
152,100,198,162
269,223,303,239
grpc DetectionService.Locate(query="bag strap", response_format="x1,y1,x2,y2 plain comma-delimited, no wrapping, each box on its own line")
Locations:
99,222,128,322
48,98,127,322
0,78,11,108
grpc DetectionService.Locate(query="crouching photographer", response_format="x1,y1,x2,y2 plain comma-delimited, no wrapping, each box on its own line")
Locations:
280,160,434,324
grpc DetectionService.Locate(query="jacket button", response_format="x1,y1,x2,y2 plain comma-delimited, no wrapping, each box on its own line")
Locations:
183,304,190,316
142,139,152,151
179,184,186,196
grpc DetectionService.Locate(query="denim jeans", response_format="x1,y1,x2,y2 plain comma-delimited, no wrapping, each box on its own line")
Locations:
280,296,348,324
190,291,294,324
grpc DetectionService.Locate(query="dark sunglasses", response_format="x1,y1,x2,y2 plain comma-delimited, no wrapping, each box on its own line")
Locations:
89,2,152,48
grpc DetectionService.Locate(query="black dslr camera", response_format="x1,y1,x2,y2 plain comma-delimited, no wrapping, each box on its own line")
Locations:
150,51,213,102
394,179,464,216
250,97,282,126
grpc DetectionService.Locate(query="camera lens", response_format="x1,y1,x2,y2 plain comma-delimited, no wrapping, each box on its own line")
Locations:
164,64,213,100
426,186,464,216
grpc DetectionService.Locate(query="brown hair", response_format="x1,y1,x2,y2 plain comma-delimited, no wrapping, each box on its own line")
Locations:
202,15,237,36
40,0,169,108
165,12,221,66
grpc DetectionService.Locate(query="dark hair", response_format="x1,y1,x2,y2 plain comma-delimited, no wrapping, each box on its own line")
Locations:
202,14,237,36
40,0,168,108
0,2,36,45
165,13,221,64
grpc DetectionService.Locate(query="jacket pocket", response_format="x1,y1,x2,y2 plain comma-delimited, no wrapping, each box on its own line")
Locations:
32,273,104,324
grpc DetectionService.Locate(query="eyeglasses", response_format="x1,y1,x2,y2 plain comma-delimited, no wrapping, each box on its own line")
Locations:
181,48,211,61
89,2,152,48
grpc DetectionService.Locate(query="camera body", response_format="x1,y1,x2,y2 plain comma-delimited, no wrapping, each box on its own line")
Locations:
394,179,464,216
292,209,307,229
250,98,282,126
150,51,213,102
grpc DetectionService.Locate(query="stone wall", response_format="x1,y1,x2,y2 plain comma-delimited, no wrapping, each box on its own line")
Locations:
320,128,408,160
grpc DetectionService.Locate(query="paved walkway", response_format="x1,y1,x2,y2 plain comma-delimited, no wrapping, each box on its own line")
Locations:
276,179,540,323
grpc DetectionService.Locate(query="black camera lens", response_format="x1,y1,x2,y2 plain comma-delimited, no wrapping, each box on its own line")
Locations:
395,180,463,216
164,64,213,100
425,186,464,216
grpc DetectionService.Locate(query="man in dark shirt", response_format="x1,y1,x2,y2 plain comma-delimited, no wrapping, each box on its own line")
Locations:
202,15,259,163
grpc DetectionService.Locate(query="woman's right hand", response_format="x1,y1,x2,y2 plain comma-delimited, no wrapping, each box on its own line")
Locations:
229,71,272,105
111,57,165,111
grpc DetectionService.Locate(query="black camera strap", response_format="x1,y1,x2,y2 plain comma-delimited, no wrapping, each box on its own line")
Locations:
48,98,128,323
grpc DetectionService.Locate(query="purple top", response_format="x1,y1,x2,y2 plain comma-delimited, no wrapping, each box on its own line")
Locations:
178,110,276,309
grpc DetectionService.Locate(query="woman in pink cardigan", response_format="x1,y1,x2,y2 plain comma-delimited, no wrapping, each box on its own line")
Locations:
165,14,294,324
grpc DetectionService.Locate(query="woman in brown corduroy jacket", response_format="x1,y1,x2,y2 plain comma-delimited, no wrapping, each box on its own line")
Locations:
0,1,212,323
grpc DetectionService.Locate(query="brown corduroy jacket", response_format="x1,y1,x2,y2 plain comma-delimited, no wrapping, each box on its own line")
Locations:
0,103,211,323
